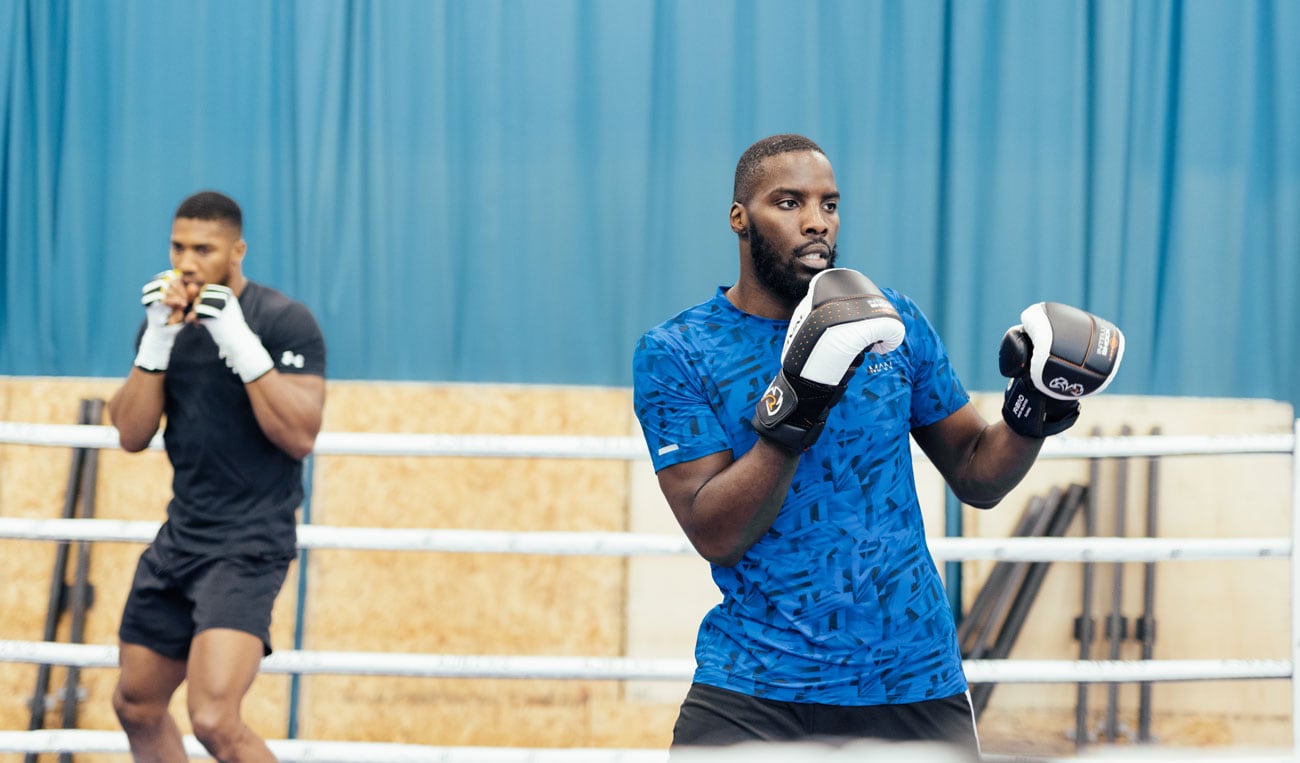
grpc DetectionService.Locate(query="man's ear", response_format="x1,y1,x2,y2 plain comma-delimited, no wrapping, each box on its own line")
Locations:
730,202,748,237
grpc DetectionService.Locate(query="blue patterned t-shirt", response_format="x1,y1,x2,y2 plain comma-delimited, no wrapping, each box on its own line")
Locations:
632,286,970,705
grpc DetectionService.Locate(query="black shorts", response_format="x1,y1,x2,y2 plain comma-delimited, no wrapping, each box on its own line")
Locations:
671,682,979,756
118,543,291,661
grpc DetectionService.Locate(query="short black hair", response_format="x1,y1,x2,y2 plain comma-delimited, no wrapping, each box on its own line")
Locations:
733,134,827,204
174,190,242,233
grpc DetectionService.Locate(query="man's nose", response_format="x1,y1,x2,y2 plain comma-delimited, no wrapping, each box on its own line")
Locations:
802,207,830,236
172,250,196,272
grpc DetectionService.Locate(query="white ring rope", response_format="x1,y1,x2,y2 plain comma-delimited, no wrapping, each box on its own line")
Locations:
0,421,1294,460
0,516,1288,561
0,730,667,762
3,730,1293,763
0,640,1288,684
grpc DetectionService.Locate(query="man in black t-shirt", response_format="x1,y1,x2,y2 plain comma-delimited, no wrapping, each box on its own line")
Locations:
108,191,326,762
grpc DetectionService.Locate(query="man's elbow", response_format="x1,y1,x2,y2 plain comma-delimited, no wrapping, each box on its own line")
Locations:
687,534,747,568
283,439,316,461
281,429,320,461
951,483,1008,510
117,429,153,453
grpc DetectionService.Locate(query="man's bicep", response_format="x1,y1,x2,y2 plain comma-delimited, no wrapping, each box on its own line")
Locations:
911,402,988,483
655,450,734,528
276,372,327,416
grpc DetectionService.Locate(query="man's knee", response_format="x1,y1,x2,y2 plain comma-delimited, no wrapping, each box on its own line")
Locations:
113,683,169,732
189,701,245,758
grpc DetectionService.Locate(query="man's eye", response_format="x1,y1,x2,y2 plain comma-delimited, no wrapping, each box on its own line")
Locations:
777,200,798,209
824,202,838,213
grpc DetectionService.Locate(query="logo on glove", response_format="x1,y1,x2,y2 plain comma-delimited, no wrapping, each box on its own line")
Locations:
1048,377,1086,397
761,384,785,416
1095,326,1115,358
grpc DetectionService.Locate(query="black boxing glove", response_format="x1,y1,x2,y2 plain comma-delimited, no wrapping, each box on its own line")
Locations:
999,302,1125,438
752,268,906,452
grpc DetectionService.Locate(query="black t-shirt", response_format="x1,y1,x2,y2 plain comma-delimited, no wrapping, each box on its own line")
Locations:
135,281,327,560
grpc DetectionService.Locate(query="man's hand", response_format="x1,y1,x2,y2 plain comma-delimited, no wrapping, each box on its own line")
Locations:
133,270,187,372
752,268,905,451
193,284,274,383
999,302,1125,438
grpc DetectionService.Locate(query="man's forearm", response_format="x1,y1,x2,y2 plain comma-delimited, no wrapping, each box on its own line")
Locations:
108,368,166,452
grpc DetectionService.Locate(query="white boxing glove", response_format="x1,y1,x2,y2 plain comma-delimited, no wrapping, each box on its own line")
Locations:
193,284,274,383
752,268,906,451
999,302,1125,437
134,270,184,372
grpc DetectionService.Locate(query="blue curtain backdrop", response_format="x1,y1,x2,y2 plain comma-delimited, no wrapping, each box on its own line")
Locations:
2,0,1298,408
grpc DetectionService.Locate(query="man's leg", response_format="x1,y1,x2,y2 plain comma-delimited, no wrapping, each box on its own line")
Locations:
186,627,277,763
113,641,188,763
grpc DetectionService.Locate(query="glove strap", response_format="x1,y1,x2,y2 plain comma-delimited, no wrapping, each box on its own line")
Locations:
134,323,182,372
218,327,275,383
751,369,847,452
1002,376,1081,438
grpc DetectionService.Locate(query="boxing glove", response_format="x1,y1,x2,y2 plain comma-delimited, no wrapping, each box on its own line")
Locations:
999,302,1125,438
194,284,275,383
752,268,906,452
133,270,184,372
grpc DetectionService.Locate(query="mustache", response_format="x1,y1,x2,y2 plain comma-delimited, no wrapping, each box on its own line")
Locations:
794,238,831,256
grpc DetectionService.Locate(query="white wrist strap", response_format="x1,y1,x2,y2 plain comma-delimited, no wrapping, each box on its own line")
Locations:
134,323,181,372
218,327,275,383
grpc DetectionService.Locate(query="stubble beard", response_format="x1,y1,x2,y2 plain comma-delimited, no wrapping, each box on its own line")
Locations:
748,222,838,305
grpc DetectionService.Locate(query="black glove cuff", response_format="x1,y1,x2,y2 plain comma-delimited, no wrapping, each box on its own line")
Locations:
752,370,844,451
1002,376,1080,438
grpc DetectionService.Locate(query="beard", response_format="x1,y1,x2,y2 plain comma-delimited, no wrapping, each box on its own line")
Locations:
748,222,838,305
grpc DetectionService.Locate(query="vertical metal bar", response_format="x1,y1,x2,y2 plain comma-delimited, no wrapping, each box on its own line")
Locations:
1074,427,1102,749
1104,424,1132,742
1291,417,1300,755
1137,426,1160,743
288,454,315,740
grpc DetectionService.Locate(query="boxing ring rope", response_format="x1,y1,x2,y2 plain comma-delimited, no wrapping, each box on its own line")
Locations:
0,420,1297,761
0,421,1294,460
0,729,666,763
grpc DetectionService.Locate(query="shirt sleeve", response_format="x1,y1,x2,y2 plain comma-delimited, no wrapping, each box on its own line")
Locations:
262,301,327,378
893,293,970,429
632,329,732,472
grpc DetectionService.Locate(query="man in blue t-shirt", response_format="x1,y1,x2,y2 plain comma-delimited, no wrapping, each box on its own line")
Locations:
108,191,326,763
632,134,1123,754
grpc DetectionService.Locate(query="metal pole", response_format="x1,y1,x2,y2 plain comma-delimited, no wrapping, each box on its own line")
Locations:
1074,427,1102,748
288,454,315,739
1104,425,1132,742
1137,426,1161,742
